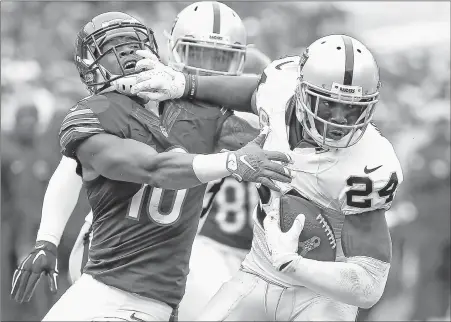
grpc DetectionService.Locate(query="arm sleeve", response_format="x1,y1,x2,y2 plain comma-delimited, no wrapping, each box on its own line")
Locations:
36,156,83,246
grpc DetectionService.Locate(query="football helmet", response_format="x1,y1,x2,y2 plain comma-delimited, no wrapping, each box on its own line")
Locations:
167,1,247,76
295,35,380,149
74,12,159,95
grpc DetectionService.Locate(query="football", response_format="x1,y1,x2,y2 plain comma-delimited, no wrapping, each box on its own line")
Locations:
280,193,337,261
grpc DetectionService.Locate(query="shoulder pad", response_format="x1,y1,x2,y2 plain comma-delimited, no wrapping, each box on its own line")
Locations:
59,92,138,159
255,56,299,122
59,98,105,159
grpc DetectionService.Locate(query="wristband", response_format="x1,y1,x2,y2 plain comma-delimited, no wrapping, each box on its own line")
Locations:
192,152,229,183
182,73,198,100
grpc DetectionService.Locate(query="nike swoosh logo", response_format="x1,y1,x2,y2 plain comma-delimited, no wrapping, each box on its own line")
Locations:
240,155,256,171
364,165,383,174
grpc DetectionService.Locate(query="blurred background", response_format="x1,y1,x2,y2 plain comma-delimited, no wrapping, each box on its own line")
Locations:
1,1,449,321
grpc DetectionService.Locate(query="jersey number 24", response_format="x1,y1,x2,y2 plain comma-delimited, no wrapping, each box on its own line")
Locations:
346,172,399,209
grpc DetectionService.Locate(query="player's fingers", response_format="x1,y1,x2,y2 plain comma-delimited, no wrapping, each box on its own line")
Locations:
262,196,280,215
261,166,292,184
251,126,270,147
288,214,305,238
22,272,42,302
263,161,293,179
168,61,186,72
258,178,280,192
135,58,158,72
264,151,293,165
134,71,164,87
131,79,163,94
11,269,22,297
137,91,166,102
12,270,31,303
260,170,290,184
136,49,159,61
47,271,58,293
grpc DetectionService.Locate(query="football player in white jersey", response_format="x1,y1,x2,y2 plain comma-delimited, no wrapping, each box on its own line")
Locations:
131,34,404,321
166,4,271,319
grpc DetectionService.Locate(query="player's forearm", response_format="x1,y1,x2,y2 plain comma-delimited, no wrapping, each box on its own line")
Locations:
192,75,258,112
37,157,83,246
283,256,390,308
143,152,231,189
97,149,230,190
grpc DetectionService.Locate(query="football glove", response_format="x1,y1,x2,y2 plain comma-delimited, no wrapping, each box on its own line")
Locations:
226,127,293,192
130,50,186,102
11,240,58,303
263,196,305,271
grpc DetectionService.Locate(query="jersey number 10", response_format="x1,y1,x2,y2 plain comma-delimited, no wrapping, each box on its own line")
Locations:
126,185,187,225
126,148,188,225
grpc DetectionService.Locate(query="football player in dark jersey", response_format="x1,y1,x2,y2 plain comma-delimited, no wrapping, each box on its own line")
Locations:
10,11,293,321
65,6,271,320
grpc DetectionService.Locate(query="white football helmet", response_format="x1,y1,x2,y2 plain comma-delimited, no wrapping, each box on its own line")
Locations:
167,1,247,76
295,35,380,149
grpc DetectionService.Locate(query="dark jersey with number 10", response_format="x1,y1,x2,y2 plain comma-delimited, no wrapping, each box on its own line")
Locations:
59,92,231,308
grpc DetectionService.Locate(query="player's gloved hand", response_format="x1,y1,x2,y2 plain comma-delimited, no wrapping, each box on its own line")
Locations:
263,197,305,271
131,50,186,102
227,127,293,192
11,240,58,303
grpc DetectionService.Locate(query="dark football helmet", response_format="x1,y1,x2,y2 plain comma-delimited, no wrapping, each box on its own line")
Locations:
74,12,159,95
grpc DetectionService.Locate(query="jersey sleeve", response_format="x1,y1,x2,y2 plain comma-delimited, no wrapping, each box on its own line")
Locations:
59,94,130,159
59,99,105,159
368,144,404,211
255,56,299,128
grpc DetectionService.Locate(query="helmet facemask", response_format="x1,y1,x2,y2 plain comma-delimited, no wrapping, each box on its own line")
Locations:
77,22,159,95
170,36,246,76
295,79,379,149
